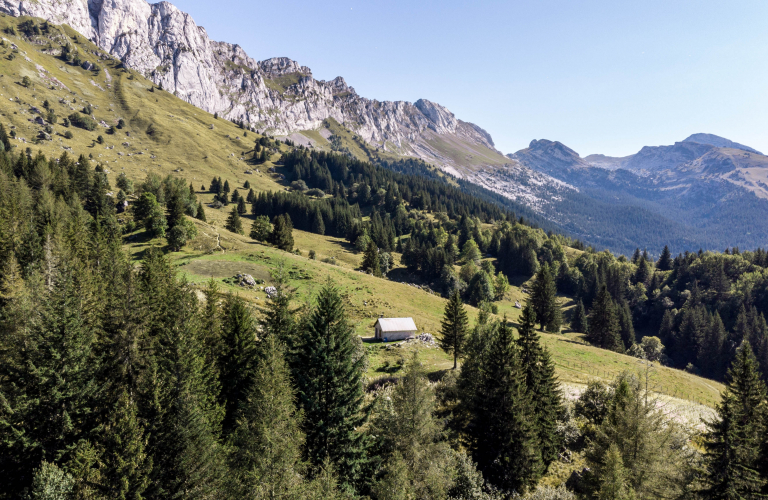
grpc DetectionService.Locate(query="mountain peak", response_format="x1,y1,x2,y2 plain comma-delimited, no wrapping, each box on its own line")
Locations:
682,133,762,155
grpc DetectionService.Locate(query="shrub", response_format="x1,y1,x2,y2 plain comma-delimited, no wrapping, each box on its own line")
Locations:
21,76,31,87
96,135,104,144
309,249,316,260
117,118,126,129
64,131,73,139
68,112,97,131
306,188,325,197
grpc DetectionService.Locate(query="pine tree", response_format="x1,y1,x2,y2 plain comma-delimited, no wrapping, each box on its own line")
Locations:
472,318,543,493
270,214,294,252
295,283,369,490
102,391,152,500
250,215,272,242
220,294,259,434
440,289,469,370
236,196,247,215
657,245,673,271
223,179,230,193
196,201,206,222
228,336,306,498
361,239,381,277
517,304,564,468
587,286,624,352
702,342,767,498
225,206,243,234
311,209,325,235
617,302,635,350
531,263,561,332
259,262,297,352
571,298,588,334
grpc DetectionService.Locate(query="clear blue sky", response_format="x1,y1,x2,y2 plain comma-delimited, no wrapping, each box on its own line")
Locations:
170,0,768,157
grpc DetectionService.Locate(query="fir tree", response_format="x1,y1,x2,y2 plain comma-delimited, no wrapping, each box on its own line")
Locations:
361,239,382,277
571,299,588,334
440,289,469,369
531,263,561,332
587,286,624,352
220,294,259,434
270,214,294,252
250,215,272,242
102,391,152,500
517,304,564,468
618,302,635,350
472,318,543,494
258,262,297,356
311,209,325,235
237,196,247,215
702,342,767,498
225,206,243,235
228,336,306,499
657,245,673,271
295,283,369,490
196,201,206,222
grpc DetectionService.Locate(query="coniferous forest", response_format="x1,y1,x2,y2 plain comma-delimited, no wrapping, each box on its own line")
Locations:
3,129,768,499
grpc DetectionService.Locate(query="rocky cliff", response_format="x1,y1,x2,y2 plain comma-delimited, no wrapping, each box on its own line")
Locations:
0,0,499,169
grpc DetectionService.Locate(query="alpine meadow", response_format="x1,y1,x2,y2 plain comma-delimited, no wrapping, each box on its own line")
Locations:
1,2,768,499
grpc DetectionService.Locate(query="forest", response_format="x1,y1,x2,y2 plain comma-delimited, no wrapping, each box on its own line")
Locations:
2,131,768,499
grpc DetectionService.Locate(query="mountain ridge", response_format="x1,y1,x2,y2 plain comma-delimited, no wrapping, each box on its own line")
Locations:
0,0,503,171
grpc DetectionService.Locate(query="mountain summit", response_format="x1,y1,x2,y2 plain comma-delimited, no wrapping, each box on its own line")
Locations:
683,133,762,155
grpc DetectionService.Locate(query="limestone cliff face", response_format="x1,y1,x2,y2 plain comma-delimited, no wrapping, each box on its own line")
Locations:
0,0,499,168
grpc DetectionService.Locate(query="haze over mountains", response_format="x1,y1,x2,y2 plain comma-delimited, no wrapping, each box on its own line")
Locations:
2,0,767,255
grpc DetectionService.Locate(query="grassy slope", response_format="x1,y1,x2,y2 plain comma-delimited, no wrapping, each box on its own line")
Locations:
1,14,723,409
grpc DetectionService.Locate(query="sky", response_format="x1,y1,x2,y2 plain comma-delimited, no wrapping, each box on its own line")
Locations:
170,0,768,157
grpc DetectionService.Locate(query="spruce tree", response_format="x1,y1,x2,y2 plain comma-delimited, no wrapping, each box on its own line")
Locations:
236,196,247,215
259,262,297,355
225,206,243,234
295,283,369,490
472,318,543,493
587,286,624,352
220,294,259,434
361,239,382,277
531,263,561,332
440,289,469,370
702,342,767,498
571,298,588,334
102,391,152,500
657,245,673,271
517,304,564,468
618,302,635,350
270,214,294,252
228,336,306,498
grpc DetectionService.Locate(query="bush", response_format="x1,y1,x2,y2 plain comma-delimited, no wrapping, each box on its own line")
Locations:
96,135,104,144
64,131,73,139
21,76,31,88
306,188,325,197
290,179,308,192
68,112,97,131
117,118,126,129
309,249,316,260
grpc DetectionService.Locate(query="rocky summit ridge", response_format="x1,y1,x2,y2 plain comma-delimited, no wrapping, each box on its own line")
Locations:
0,0,499,169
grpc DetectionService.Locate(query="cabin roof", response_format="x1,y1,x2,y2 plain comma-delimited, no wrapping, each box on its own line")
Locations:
375,318,417,332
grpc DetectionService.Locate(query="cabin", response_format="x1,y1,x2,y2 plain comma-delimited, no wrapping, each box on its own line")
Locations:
374,317,418,341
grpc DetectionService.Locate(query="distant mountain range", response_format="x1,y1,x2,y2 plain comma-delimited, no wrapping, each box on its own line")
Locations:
497,134,768,254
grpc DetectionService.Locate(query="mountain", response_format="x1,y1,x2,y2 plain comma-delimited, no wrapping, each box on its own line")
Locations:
683,133,762,155
507,135,768,254
0,0,507,172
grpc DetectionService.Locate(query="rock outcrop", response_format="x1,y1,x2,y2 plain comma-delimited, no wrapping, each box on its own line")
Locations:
0,0,499,168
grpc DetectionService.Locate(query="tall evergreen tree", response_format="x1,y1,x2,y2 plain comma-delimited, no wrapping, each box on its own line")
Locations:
517,304,564,468
617,302,635,350
361,239,382,277
225,206,244,235
702,342,767,498
270,214,294,252
228,336,306,499
440,289,469,370
472,318,543,494
237,196,247,215
571,298,588,334
587,286,624,352
295,283,369,491
657,245,673,271
531,263,561,332
220,294,259,434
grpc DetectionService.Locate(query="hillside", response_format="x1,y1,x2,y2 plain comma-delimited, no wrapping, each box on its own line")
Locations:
0,0,508,175
0,13,723,413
